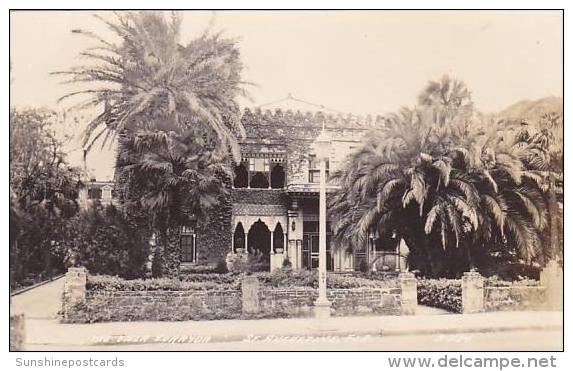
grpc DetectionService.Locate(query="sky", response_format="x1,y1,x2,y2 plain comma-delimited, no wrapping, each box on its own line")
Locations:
9,10,563,179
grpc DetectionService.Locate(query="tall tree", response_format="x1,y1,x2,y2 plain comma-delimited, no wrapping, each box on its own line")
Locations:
55,11,246,156
10,108,81,287
119,128,231,276
55,12,248,275
330,77,551,277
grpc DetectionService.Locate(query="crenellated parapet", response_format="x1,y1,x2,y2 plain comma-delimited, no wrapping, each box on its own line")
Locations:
241,107,386,133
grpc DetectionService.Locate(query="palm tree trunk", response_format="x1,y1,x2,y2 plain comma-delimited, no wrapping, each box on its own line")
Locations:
163,227,182,277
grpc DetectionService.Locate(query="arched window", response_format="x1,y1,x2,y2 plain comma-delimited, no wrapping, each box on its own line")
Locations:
233,223,245,252
233,164,248,188
250,172,269,189
270,164,285,189
249,158,270,189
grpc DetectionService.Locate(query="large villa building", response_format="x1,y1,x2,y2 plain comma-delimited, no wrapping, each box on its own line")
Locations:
80,98,404,273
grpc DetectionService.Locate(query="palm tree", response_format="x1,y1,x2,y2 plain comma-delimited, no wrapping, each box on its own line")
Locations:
330,82,551,276
55,12,247,275
119,128,231,276
56,12,247,156
512,112,563,264
417,74,474,127
55,11,246,204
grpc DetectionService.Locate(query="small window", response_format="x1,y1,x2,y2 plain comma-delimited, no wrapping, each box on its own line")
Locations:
308,155,329,183
233,163,248,188
88,188,102,200
181,227,196,263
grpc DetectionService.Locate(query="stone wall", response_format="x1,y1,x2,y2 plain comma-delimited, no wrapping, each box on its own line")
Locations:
459,266,561,313
82,289,242,322
258,287,402,317
63,269,405,322
484,286,547,312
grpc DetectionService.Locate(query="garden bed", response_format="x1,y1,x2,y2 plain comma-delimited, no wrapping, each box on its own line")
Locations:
87,270,399,292
64,270,402,323
417,278,463,313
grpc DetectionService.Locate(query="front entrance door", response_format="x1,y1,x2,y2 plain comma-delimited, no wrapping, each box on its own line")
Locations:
302,221,333,271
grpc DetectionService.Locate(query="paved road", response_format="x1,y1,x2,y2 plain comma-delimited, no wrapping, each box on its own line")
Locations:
11,278,64,319
25,329,562,351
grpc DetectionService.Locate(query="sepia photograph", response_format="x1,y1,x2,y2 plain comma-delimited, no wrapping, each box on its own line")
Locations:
8,8,564,355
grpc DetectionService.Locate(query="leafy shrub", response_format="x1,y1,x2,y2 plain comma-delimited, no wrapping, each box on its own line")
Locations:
282,256,292,268
417,278,462,313
254,270,398,289
179,264,218,274
246,250,270,272
87,270,399,293
214,260,229,274
59,205,149,279
87,274,240,291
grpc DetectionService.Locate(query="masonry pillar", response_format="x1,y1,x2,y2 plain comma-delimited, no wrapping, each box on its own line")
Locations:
9,309,25,351
462,271,484,314
63,267,87,320
101,185,113,205
399,272,417,315
242,276,260,314
540,260,563,310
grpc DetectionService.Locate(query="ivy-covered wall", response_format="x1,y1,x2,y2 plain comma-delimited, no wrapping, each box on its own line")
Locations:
231,189,287,206
195,187,233,266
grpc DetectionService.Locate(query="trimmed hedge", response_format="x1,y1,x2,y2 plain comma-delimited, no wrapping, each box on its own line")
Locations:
87,275,241,291
417,278,462,313
253,270,399,289
87,270,399,292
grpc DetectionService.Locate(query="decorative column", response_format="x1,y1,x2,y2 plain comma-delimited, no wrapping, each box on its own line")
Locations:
313,128,332,319
270,230,277,272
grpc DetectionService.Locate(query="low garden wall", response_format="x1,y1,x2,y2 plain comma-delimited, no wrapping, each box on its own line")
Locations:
259,287,402,317
484,285,546,312
417,263,562,314
81,289,243,322
62,268,411,323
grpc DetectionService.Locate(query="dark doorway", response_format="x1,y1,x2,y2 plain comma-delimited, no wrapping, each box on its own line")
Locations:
233,164,248,188
270,164,285,189
233,223,245,252
247,220,271,271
